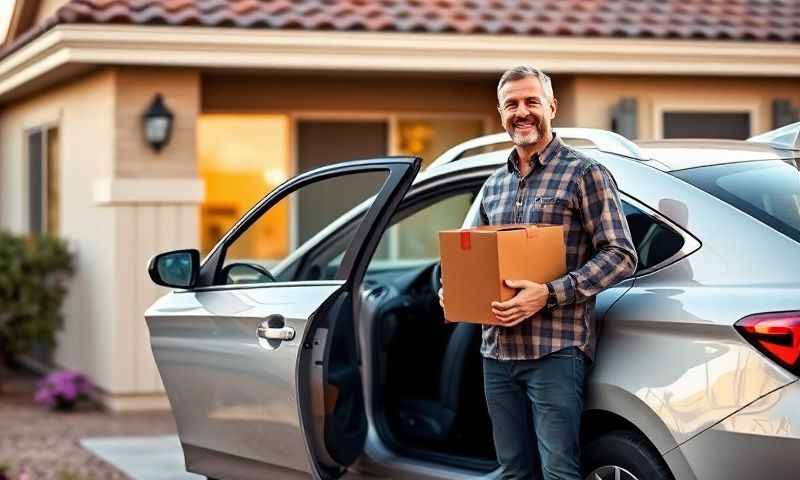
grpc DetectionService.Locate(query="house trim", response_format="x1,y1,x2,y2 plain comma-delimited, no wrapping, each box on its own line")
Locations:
2,24,800,102
93,178,205,205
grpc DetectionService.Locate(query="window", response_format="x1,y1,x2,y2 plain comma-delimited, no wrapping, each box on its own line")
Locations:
27,126,60,235
663,112,751,140
218,170,389,285
368,191,476,271
622,201,685,273
396,118,485,168
197,114,292,255
315,188,479,278
672,160,800,244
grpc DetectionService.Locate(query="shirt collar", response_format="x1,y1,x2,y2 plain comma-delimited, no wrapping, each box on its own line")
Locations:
506,133,563,175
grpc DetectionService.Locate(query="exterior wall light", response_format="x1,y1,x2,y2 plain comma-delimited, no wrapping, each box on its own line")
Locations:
143,93,174,153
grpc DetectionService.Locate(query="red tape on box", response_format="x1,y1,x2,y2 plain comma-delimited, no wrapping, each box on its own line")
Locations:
460,231,471,250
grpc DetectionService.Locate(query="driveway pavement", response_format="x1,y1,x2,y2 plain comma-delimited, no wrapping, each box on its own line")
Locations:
1,369,311,479
81,435,311,480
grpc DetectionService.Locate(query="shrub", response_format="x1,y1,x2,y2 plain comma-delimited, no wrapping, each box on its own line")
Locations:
0,231,75,361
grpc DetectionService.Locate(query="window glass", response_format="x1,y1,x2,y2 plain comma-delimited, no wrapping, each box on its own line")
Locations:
396,118,485,168
622,201,685,272
367,191,475,272
27,127,59,235
198,114,291,255
28,131,43,234
663,112,750,140
672,160,800,244
219,170,388,285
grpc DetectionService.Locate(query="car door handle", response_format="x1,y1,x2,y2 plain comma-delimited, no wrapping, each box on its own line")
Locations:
257,325,295,341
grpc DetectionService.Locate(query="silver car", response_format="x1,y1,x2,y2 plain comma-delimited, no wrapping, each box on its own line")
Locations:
146,123,800,480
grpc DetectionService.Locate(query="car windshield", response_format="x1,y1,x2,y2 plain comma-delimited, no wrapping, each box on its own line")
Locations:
672,159,800,244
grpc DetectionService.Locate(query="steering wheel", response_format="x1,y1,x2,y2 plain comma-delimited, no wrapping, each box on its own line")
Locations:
430,260,442,295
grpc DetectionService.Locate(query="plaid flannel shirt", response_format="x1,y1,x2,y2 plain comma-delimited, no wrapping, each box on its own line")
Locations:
479,134,637,361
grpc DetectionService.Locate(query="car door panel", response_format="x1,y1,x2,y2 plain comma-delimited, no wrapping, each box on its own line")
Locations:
146,158,421,480
146,282,343,473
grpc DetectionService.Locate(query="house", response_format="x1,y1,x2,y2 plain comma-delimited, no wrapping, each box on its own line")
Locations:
0,0,798,410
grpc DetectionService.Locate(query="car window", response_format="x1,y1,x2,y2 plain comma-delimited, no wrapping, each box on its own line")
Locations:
672,159,800,244
217,170,388,285
622,201,685,273
322,191,477,275
367,192,475,272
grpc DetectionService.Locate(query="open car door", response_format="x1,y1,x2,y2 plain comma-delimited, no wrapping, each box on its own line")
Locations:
145,157,421,480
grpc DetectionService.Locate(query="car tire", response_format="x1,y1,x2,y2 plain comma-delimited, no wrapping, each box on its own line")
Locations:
581,430,673,480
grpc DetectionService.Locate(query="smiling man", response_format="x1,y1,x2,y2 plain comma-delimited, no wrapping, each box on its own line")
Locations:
441,66,637,479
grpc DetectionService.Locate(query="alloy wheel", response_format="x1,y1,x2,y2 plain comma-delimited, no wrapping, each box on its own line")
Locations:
584,465,639,480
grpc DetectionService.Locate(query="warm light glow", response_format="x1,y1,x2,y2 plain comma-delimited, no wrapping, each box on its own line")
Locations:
197,114,291,256
0,1,13,45
396,118,484,167
262,167,288,187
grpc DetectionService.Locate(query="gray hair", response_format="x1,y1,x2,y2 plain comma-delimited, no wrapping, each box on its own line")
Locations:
496,65,554,104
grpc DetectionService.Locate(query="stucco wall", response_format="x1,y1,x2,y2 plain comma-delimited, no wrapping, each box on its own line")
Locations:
0,68,116,386
0,67,203,404
573,75,800,139
109,67,202,399
115,67,200,177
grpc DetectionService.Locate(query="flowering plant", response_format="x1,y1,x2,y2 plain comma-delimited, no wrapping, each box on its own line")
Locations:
33,370,94,411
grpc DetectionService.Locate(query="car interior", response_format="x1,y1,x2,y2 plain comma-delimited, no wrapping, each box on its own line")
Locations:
359,182,498,468
275,174,686,470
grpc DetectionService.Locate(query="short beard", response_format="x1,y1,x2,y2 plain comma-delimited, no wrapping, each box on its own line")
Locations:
509,121,542,146
511,128,540,147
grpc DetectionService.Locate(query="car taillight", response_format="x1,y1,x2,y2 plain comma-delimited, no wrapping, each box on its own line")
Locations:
735,312,800,376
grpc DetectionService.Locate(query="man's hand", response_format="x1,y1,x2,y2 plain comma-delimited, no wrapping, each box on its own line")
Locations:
438,277,444,310
491,279,548,326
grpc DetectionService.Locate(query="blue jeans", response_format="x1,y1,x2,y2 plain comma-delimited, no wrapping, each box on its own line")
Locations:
483,347,588,480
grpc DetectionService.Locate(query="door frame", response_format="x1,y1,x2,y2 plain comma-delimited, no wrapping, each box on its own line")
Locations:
353,168,502,478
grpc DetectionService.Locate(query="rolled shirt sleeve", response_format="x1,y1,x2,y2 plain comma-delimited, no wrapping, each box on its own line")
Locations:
548,163,638,306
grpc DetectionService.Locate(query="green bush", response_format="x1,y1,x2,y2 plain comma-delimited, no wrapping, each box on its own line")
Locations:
0,231,75,360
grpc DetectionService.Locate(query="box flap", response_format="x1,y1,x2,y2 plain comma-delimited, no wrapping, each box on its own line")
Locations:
474,224,532,232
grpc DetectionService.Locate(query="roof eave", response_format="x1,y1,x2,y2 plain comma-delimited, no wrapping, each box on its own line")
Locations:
2,24,800,103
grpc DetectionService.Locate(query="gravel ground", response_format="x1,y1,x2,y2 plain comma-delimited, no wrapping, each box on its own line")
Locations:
0,368,178,480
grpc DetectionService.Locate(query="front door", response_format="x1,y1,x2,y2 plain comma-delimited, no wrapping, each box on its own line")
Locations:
146,157,420,480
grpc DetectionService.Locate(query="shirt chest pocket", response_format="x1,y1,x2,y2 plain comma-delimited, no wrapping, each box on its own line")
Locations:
528,195,571,225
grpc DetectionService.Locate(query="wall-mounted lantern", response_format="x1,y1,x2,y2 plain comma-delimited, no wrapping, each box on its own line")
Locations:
143,93,174,153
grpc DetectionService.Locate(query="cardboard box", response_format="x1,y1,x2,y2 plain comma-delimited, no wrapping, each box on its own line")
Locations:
438,224,566,325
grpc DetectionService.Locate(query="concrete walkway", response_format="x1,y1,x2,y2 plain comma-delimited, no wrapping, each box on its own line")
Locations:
80,436,202,480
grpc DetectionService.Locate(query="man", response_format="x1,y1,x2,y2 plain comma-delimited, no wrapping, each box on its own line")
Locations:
439,66,637,480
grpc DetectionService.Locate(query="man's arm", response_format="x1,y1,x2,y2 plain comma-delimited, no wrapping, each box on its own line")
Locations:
547,163,638,306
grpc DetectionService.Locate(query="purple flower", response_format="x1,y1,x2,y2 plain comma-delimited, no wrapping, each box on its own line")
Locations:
34,369,94,410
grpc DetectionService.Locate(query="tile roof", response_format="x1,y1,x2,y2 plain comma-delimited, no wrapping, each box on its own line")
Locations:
3,0,800,60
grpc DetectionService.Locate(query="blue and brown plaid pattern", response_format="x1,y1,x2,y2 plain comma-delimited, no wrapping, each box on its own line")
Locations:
478,134,637,360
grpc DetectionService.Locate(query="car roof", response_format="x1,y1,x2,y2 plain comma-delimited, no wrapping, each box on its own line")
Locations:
422,138,798,180
636,139,797,171
418,143,666,183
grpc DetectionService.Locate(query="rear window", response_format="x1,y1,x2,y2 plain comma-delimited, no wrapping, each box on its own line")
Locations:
673,159,800,243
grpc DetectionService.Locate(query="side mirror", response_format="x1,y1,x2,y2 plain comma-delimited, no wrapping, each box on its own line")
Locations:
148,249,200,289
